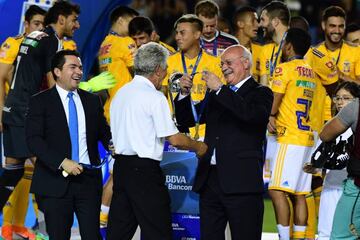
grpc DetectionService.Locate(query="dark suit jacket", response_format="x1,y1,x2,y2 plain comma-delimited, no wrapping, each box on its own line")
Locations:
25,87,111,197
175,77,273,194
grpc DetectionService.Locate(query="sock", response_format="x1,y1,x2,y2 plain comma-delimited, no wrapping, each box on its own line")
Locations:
305,193,316,238
313,185,322,217
293,224,306,239
13,175,31,227
101,204,109,214
277,224,290,240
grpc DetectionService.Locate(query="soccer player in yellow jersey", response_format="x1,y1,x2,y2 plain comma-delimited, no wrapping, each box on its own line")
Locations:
98,6,138,123
128,16,175,53
0,5,46,240
267,28,315,240
232,6,262,82
165,14,224,139
259,1,290,87
98,5,138,228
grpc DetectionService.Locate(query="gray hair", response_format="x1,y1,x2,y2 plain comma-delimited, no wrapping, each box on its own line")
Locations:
134,42,169,77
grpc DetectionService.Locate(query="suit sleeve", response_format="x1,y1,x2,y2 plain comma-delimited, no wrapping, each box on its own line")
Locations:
25,95,65,172
214,84,273,124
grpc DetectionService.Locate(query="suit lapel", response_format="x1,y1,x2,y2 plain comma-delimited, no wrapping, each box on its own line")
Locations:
78,89,91,147
235,77,257,96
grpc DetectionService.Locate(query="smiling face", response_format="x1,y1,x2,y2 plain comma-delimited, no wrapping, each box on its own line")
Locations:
220,47,250,85
55,55,83,91
260,10,275,39
63,11,80,38
322,16,345,45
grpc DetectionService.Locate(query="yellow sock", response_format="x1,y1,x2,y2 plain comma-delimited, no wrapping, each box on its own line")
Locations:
313,185,322,217
2,190,17,226
305,193,316,238
12,173,31,227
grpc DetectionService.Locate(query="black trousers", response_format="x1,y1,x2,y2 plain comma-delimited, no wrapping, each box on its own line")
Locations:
38,170,102,240
107,155,172,240
199,166,264,240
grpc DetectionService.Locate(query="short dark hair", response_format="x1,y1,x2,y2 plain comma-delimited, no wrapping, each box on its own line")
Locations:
195,0,219,18
285,28,311,57
334,81,360,98
322,6,346,22
129,16,155,37
51,50,80,80
346,23,360,35
290,16,309,32
110,6,139,25
174,14,203,32
25,5,46,22
262,1,290,26
44,1,80,26
232,6,257,31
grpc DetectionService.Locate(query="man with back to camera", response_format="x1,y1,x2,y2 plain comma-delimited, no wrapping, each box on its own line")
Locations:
175,44,273,240
107,42,208,240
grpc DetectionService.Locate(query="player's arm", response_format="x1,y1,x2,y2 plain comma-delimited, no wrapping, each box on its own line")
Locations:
267,92,284,134
319,117,347,142
0,62,11,131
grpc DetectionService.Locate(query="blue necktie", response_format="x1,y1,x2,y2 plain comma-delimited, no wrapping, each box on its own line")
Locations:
229,85,238,92
68,92,79,162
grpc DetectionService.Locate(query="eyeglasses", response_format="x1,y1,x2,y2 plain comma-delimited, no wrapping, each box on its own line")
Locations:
220,56,246,68
332,96,354,103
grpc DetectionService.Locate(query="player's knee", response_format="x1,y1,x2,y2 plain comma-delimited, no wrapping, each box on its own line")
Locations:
0,168,24,189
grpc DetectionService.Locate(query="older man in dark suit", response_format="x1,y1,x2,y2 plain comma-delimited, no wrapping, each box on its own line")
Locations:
175,45,273,240
25,50,111,240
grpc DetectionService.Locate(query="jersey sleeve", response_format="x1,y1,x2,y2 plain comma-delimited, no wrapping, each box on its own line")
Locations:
271,64,289,94
0,37,20,64
41,37,60,74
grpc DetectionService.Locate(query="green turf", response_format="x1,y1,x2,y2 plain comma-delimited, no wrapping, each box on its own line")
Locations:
263,198,277,232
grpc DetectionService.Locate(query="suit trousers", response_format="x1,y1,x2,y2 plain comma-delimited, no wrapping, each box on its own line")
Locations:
199,166,264,240
107,155,172,240
38,169,102,240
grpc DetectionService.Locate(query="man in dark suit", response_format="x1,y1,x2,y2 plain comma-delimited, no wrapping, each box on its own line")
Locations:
25,50,111,240
175,45,273,240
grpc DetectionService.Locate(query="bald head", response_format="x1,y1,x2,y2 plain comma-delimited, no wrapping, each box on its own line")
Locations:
220,45,252,85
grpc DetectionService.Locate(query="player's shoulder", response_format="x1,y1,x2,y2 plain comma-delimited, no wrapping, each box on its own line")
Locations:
308,42,326,58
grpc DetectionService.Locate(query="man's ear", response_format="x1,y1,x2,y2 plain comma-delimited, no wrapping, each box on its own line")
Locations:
150,31,160,42
58,15,66,26
321,21,326,31
54,68,61,78
237,20,245,30
271,17,279,28
194,30,202,40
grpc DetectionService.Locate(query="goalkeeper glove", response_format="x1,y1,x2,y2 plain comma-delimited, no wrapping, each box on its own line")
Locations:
79,71,116,92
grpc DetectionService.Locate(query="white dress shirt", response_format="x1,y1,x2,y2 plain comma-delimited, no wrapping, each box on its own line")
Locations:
110,75,179,161
56,84,90,165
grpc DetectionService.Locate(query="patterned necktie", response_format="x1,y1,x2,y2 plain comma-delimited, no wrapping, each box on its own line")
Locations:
229,85,238,92
68,92,79,162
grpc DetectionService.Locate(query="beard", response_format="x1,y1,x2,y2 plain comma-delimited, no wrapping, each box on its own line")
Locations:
326,32,343,45
263,25,275,40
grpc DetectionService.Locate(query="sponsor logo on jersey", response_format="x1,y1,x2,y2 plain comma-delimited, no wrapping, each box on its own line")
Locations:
296,80,316,89
23,38,39,48
99,57,112,65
